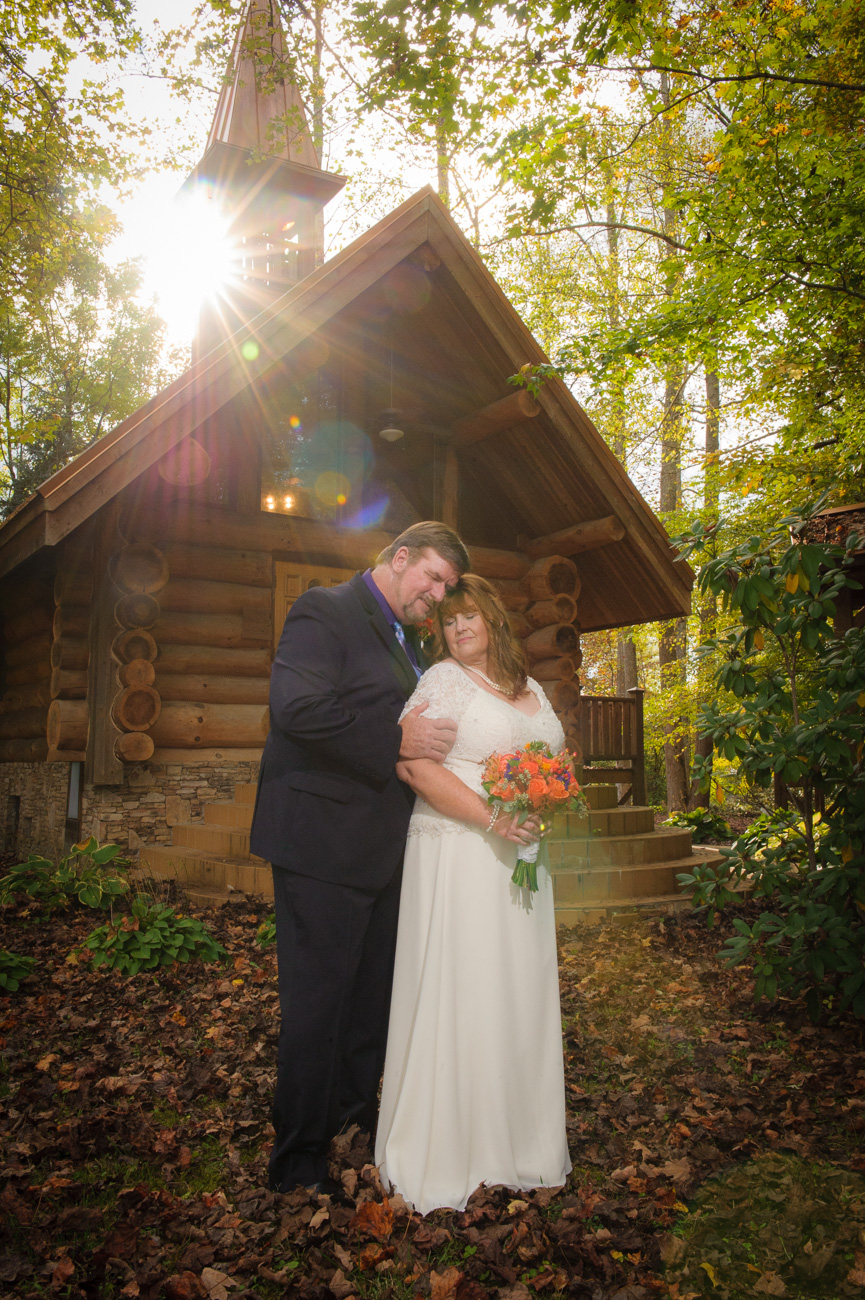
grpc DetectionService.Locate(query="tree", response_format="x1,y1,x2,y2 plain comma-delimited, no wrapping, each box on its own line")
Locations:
675,499,865,1018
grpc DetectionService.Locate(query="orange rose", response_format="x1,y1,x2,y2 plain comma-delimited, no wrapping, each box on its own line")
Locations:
548,778,569,801
528,777,548,807
523,760,539,777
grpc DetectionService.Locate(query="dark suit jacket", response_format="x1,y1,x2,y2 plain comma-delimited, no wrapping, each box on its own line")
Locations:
249,573,425,890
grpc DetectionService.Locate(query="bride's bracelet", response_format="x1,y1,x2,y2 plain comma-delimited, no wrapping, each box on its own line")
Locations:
487,807,500,832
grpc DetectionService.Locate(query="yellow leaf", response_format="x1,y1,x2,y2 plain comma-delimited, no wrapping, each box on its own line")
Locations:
753,630,765,650
715,781,725,805
785,573,799,594
700,1261,718,1286
842,846,853,863
857,692,865,707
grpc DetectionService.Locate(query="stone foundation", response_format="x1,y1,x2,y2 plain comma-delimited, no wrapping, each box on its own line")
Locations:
0,763,72,861
0,759,261,861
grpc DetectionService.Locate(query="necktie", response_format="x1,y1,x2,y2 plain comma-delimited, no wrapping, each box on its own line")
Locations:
393,622,423,679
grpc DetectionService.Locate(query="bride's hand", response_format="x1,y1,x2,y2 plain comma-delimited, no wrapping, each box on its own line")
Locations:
491,812,541,845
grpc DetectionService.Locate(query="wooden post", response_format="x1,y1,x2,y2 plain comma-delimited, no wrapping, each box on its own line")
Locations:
86,510,123,785
628,687,647,806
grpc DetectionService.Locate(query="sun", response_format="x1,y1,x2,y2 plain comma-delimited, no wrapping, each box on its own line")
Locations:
119,174,238,346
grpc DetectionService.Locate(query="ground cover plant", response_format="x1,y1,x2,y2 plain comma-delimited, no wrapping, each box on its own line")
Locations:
2,892,865,1300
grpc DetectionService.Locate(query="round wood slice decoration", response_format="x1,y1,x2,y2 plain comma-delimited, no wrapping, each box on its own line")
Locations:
112,628,158,665
114,593,160,630
115,731,155,763
108,544,169,595
112,685,161,733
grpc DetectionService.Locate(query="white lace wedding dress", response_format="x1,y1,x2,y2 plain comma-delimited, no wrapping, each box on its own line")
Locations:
375,660,572,1215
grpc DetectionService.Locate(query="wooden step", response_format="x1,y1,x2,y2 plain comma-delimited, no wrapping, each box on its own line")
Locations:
172,821,260,859
204,801,254,829
234,782,257,805
550,804,655,838
549,826,693,869
551,850,722,911
555,892,694,927
140,844,274,898
584,784,617,810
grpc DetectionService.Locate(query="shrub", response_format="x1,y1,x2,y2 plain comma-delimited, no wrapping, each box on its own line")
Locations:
674,498,865,1019
664,807,732,842
0,838,130,912
0,950,35,992
80,898,227,975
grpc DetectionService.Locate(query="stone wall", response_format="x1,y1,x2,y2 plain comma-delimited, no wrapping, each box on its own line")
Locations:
0,763,72,861
0,759,260,861
80,760,261,854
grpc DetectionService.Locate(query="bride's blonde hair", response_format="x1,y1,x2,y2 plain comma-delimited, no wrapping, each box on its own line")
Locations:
431,574,528,698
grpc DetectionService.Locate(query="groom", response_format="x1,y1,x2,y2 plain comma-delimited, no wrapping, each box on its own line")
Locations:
250,521,470,1193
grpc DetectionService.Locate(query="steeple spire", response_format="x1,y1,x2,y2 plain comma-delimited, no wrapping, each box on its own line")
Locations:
183,0,345,355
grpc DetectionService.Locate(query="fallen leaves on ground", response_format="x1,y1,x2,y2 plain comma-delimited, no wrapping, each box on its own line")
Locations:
1,894,864,1300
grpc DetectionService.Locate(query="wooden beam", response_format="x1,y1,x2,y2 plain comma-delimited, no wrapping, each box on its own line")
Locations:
447,390,540,448
524,514,626,560
127,505,531,581
442,446,458,530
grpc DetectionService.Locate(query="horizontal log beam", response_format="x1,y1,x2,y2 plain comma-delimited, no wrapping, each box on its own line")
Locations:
149,702,269,749
524,514,625,560
155,645,271,677
0,707,49,740
128,507,531,582
159,579,270,618
155,674,270,705
448,390,541,447
0,737,48,763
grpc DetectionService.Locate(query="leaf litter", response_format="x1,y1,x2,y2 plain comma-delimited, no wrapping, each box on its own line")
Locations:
0,895,863,1299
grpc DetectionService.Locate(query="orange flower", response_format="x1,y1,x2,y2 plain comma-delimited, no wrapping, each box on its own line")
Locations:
528,777,548,806
523,760,539,777
548,778,569,801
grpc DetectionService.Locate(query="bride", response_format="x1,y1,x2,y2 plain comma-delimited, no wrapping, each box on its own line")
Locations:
375,573,571,1215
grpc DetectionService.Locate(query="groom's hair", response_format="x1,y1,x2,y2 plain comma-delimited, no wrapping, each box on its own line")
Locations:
376,522,470,577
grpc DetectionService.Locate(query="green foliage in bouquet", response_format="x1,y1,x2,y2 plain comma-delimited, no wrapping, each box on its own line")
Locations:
80,898,226,976
0,838,130,912
674,499,865,1019
0,949,35,992
664,807,732,843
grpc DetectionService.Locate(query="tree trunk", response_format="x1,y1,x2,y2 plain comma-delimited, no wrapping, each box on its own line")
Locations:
691,366,721,808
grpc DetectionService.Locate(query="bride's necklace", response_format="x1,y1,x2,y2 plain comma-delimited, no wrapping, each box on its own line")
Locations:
461,662,508,694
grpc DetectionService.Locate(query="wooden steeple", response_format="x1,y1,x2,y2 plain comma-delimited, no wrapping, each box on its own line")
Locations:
182,0,345,355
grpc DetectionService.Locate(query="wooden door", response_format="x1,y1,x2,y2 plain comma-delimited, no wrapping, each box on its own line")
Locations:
273,561,355,650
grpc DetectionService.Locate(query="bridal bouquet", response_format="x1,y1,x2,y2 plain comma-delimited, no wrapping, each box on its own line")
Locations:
482,740,587,892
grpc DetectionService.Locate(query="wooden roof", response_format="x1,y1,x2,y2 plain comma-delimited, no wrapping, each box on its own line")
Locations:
0,187,692,631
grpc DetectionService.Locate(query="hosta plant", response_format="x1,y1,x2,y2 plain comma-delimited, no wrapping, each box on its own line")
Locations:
0,838,130,912
0,950,35,992
81,898,226,976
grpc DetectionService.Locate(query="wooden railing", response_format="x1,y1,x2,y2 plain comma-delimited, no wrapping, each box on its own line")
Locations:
577,687,646,806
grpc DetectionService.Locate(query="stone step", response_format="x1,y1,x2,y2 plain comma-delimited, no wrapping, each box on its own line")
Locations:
551,850,722,910
140,844,274,898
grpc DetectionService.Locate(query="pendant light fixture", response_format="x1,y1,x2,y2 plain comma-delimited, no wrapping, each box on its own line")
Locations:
379,323,404,442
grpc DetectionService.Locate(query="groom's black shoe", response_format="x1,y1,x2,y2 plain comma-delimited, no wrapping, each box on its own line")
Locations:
307,1175,349,1201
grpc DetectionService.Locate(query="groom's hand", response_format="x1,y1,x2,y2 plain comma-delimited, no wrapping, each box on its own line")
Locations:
399,702,457,762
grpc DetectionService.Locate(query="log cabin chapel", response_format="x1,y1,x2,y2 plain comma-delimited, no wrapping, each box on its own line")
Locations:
0,0,704,923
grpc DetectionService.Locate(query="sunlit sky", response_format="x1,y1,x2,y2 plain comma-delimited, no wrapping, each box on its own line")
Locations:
108,0,434,349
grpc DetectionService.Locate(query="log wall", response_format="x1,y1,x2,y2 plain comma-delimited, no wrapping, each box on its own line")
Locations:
0,559,56,765
106,531,274,763
493,553,584,763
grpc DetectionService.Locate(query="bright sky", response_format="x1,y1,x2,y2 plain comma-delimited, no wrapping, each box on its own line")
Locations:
109,0,435,349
